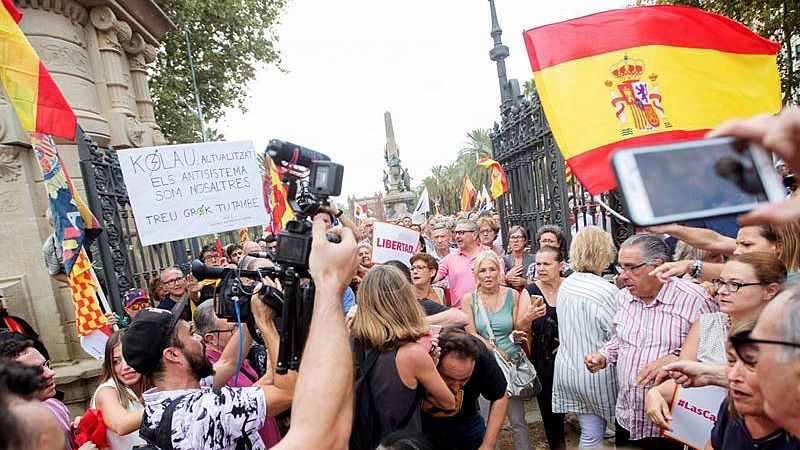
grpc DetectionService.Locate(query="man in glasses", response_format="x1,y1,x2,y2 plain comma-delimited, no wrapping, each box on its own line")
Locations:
585,234,716,449
745,285,800,436
435,219,488,308
157,267,192,321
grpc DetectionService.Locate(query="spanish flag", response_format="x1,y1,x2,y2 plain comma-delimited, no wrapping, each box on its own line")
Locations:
267,157,294,233
0,0,76,141
523,5,781,195
477,157,508,200
460,173,476,212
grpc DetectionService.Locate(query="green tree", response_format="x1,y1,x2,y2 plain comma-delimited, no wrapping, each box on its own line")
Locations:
151,0,288,143
419,129,494,215
637,1,800,104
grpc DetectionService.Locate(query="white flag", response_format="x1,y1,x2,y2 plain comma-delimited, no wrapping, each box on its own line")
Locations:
481,185,494,210
412,187,430,224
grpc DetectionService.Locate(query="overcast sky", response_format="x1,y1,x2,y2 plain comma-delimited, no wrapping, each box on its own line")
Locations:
220,0,626,201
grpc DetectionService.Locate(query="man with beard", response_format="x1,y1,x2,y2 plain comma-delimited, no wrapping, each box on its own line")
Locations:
123,287,295,449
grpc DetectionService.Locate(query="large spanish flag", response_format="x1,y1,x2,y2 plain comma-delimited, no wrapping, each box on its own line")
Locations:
523,5,781,195
0,0,76,141
460,173,477,212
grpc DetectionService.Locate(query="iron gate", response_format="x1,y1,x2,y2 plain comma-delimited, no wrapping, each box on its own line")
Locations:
77,129,257,313
489,92,634,249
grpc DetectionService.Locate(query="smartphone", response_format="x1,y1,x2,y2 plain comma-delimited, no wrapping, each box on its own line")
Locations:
530,294,544,307
418,324,443,353
611,137,785,226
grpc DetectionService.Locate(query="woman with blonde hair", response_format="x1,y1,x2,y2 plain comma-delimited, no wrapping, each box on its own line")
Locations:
551,226,619,449
90,330,150,449
461,251,542,450
350,265,455,450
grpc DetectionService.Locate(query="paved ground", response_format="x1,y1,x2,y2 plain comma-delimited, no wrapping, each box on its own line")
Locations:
496,399,620,450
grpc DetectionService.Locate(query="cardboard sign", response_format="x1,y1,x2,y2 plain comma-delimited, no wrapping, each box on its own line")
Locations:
118,141,269,245
663,385,727,450
371,222,421,266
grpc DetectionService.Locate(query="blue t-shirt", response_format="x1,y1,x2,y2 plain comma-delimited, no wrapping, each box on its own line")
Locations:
342,286,356,314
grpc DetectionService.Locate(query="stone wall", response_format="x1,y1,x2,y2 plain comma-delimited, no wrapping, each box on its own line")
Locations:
0,0,172,415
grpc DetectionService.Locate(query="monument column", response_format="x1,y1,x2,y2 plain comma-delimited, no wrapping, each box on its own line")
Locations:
381,111,416,220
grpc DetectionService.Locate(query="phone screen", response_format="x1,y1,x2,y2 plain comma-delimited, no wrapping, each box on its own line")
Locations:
632,140,768,218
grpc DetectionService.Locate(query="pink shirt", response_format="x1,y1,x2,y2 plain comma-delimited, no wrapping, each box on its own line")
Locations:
600,278,718,440
206,349,282,448
437,245,490,309
43,398,75,450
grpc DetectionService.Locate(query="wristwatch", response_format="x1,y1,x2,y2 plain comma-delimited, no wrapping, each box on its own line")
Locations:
335,209,344,218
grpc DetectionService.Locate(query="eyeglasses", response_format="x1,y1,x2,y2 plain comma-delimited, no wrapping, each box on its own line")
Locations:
509,235,526,241
208,326,238,336
410,265,429,272
203,254,220,262
730,331,800,366
711,279,763,293
126,302,147,312
478,229,494,235
454,229,477,236
161,277,185,286
614,262,648,274
42,360,52,370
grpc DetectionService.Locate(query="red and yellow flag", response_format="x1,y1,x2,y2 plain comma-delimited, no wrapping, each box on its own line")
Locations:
477,157,508,200
238,227,249,242
69,248,108,336
267,158,294,233
0,0,76,141
523,5,781,195
460,173,477,212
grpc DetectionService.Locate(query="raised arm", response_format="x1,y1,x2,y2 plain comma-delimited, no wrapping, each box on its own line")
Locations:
274,216,358,450
212,322,254,388
94,387,143,435
646,224,736,255
426,308,469,328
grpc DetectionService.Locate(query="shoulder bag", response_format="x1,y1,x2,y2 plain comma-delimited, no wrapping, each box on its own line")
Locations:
474,290,541,400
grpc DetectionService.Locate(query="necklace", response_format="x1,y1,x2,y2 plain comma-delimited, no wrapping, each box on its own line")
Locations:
480,288,503,311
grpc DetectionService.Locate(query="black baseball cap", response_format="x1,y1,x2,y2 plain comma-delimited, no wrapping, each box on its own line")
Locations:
121,308,183,375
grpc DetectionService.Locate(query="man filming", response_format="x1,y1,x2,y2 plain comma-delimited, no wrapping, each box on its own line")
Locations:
123,267,294,449
123,214,357,449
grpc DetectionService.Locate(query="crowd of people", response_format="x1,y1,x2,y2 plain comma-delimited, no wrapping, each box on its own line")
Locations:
1,111,800,450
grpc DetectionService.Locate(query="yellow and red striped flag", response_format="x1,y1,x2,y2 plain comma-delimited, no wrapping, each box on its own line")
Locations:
0,0,76,141
523,5,781,195
477,157,508,200
460,173,477,212
238,227,249,242
267,157,294,233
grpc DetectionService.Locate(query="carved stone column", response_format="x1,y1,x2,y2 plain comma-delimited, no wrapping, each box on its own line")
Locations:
125,36,164,145
89,6,144,148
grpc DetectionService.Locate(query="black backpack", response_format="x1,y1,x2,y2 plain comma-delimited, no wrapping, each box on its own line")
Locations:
349,342,421,450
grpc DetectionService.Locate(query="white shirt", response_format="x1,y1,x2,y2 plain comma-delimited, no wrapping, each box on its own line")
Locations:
552,272,620,422
142,376,267,450
91,379,147,450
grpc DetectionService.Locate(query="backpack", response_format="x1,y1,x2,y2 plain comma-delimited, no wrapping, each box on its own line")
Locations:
349,341,422,450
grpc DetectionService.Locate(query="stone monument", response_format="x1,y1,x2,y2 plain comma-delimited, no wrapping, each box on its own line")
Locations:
381,111,415,220
0,0,173,414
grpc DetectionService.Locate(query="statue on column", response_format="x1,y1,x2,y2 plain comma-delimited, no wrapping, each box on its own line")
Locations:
381,111,416,219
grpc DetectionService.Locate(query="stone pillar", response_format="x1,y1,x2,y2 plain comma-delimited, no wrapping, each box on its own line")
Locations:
6,0,174,415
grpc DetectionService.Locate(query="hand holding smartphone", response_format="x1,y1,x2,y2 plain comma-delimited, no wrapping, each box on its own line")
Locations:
612,137,785,226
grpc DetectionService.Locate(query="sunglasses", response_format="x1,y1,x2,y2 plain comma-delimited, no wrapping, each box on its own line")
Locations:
126,301,147,312
729,330,800,366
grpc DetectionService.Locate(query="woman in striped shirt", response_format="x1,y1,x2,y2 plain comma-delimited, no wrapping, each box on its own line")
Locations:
551,227,619,449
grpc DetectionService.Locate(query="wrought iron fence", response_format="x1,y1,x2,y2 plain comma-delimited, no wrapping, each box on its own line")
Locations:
77,129,260,313
490,94,633,250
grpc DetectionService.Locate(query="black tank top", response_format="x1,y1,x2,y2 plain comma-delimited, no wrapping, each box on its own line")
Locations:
370,346,422,435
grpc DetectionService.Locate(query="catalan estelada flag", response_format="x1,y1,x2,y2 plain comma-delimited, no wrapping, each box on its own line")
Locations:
523,5,781,195
267,157,294,233
0,0,76,141
477,157,508,200
460,173,477,212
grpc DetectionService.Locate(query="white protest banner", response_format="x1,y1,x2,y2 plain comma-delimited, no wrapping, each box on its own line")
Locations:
371,222,420,267
663,385,727,450
117,141,269,246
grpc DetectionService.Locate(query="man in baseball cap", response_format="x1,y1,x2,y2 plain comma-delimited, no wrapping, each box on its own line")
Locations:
122,289,294,449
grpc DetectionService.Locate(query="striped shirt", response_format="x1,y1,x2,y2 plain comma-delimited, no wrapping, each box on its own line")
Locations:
552,272,619,423
43,398,76,450
600,278,717,440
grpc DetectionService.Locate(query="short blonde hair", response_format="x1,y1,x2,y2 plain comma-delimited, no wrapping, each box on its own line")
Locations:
472,251,502,288
351,265,428,351
569,226,616,274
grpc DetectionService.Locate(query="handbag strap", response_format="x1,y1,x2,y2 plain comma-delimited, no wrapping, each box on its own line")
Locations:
473,291,496,343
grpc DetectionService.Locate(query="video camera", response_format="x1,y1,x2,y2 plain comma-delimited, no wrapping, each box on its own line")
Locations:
192,139,344,374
